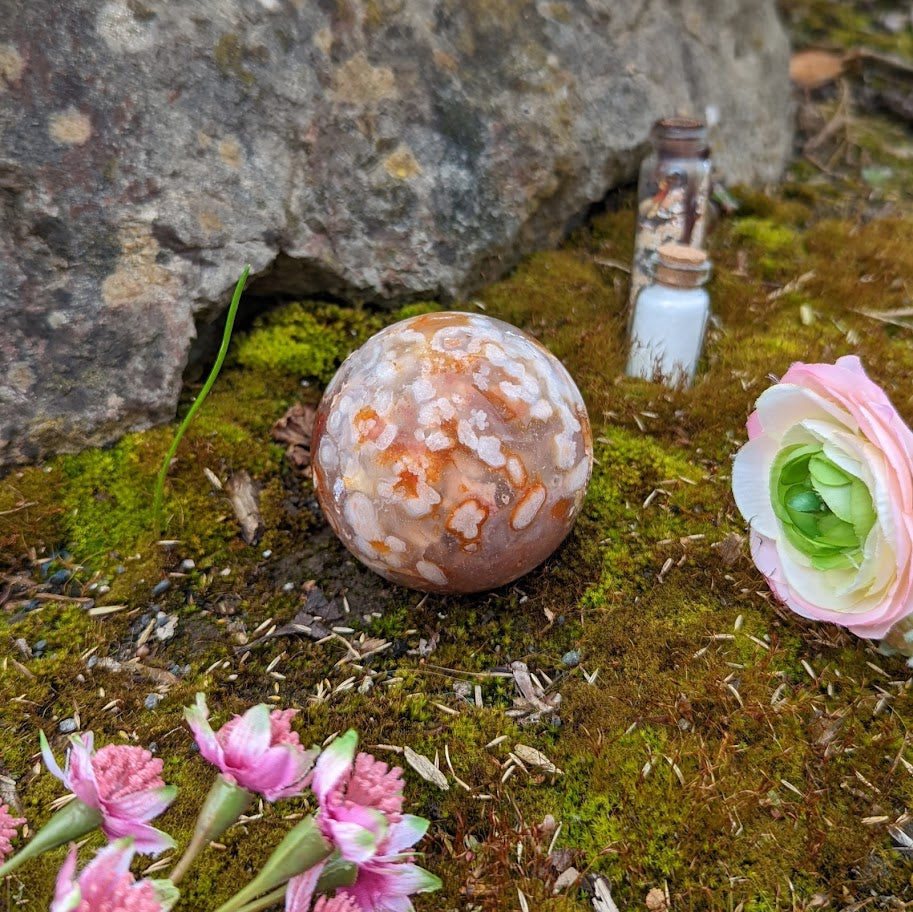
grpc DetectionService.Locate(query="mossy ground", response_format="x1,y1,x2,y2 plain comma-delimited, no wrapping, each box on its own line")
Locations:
6,9,913,912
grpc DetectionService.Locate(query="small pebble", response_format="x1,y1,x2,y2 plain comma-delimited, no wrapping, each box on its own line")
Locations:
58,718,78,734
282,582,295,592
33,639,47,653
144,694,162,710
179,559,196,572
48,569,70,586
151,579,171,597
262,549,273,558
97,585,111,595
562,650,581,668
220,567,231,577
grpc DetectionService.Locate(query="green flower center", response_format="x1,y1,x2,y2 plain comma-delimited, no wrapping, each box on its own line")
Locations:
770,443,876,571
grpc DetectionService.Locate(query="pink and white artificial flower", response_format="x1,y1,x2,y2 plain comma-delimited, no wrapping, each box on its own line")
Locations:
732,355,913,641
339,817,442,912
287,731,441,912
310,730,404,863
0,803,25,864
41,731,176,854
51,839,179,912
185,694,317,801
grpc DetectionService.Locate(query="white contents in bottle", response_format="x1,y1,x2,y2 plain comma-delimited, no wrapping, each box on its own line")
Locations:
626,243,710,388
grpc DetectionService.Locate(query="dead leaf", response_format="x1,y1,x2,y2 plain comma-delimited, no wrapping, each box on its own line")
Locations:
513,744,563,775
403,746,449,790
238,586,344,651
272,403,317,472
790,49,844,89
508,661,561,725
711,532,745,566
225,470,263,544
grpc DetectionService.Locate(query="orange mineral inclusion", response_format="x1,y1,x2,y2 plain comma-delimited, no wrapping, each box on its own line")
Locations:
312,312,593,593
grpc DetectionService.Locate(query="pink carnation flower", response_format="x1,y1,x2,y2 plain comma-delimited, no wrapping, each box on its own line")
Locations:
51,839,178,912
339,821,441,912
185,694,317,801
0,803,25,863
287,731,440,912
732,355,913,640
42,732,175,855
310,730,404,863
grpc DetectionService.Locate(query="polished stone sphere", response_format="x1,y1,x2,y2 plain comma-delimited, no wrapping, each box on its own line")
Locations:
312,311,593,593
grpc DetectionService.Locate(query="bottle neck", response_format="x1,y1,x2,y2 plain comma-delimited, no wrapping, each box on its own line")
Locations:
652,117,709,159
654,265,708,289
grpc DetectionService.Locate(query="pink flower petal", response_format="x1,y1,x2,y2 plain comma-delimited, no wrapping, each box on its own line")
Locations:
328,819,384,864
107,785,177,821
312,730,358,802
247,745,311,800
381,816,428,856
40,731,67,784
185,695,225,769
285,861,326,912
66,736,102,810
51,846,80,912
219,704,273,770
101,818,176,856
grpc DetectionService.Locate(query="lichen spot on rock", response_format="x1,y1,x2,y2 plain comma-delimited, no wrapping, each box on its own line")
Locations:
219,137,242,170
0,45,24,88
314,27,332,56
49,109,92,146
96,1,158,53
384,146,422,180
333,52,397,104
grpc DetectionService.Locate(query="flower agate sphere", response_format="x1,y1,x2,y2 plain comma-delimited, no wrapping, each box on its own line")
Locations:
312,312,593,593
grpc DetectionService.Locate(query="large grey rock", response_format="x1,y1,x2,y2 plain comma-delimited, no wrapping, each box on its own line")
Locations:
0,0,792,465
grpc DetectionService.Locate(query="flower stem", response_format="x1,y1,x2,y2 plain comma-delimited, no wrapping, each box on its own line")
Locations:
170,775,252,884
212,815,330,912
229,885,287,912
152,264,250,537
0,799,102,877
228,854,357,912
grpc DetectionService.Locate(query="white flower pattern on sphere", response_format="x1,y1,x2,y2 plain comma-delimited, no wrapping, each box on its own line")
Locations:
313,312,593,593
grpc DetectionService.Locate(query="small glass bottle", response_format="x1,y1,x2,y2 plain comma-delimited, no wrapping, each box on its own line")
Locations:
629,117,712,308
626,243,710,388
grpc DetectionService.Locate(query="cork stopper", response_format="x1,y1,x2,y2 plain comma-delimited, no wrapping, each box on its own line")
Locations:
652,117,710,159
654,243,710,288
